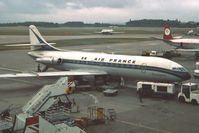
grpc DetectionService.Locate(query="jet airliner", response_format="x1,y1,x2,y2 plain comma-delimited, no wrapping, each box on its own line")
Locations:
96,29,124,35
0,25,191,83
163,24,199,52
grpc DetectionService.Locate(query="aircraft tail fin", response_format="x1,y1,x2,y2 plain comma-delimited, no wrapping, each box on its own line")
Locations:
29,25,59,51
163,24,173,40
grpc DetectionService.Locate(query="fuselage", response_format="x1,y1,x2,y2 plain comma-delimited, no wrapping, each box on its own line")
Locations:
28,51,191,83
101,29,113,35
166,38,199,49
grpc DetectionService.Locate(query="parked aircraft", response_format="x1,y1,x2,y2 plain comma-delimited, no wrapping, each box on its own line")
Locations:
0,25,191,83
187,29,194,35
186,29,199,36
96,29,124,35
163,24,199,52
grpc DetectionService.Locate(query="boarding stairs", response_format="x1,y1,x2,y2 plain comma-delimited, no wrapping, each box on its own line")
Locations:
22,77,69,114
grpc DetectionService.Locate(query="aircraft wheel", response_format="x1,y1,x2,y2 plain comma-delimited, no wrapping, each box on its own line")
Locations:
42,65,48,72
191,99,198,105
178,96,185,103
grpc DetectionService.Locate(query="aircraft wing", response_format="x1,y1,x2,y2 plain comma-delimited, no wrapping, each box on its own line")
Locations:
176,49,199,52
6,43,56,47
112,32,124,34
173,36,182,39
151,35,182,40
0,70,107,78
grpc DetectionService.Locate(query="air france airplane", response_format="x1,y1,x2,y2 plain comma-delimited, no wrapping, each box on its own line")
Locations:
163,24,199,52
0,25,191,83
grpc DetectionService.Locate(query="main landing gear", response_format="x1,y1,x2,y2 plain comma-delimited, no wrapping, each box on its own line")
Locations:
37,64,48,72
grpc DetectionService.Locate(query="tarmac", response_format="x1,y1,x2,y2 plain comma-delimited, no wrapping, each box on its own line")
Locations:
0,34,199,133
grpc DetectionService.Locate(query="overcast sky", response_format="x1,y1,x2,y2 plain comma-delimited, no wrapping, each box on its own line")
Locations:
0,0,199,23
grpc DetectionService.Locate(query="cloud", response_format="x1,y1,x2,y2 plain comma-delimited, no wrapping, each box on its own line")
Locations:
54,7,131,23
1,0,199,23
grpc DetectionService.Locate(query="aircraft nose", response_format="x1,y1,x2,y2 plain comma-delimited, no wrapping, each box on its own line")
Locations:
181,71,191,81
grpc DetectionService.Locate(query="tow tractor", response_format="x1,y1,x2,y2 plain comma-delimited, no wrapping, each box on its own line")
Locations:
178,82,199,104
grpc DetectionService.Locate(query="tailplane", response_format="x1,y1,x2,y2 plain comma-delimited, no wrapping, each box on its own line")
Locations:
163,24,173,40
6,25,59,51
29,25,48,45
29,25,59,51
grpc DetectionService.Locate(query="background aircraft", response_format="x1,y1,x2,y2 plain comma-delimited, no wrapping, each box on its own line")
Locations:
163,24,199,52
186,29,199,36
96,29,124,35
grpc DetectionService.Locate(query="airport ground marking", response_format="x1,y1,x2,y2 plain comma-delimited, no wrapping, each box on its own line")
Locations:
116,119,171,133
81,92,99,104
78,112,171,133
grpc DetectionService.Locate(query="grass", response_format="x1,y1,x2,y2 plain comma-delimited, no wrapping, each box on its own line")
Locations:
0,26,192,36
53,38,155,47
0,26,109,35
0,37,156,51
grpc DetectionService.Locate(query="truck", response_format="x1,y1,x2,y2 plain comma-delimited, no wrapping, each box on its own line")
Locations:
137,81,177,97
142,50,171,58
150,51,162,57
150,51,173,58
142,50,180,58
178,82,199,104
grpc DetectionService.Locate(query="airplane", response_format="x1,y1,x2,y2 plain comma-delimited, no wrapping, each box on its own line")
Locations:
0,25,191,83
187,29,194,35
186,29,199,36
96,29,124,35
163,24,199,52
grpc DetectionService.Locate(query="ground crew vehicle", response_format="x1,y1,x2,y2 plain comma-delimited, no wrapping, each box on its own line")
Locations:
194,62,199,77
150,51,160,56
137,81,177,97
142,51,172,58
150,51,172,58
103,89,118,96
178,83,199,104
142,50,180,58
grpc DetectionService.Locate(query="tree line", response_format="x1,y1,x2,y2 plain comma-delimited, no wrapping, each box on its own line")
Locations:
126,19,199,27
0,19,199,27
0,21,117,27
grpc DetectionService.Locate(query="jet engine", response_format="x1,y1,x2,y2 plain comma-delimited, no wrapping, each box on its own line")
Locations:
36,57,62,64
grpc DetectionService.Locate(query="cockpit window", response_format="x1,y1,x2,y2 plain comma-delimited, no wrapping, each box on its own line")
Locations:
172,67,186,72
